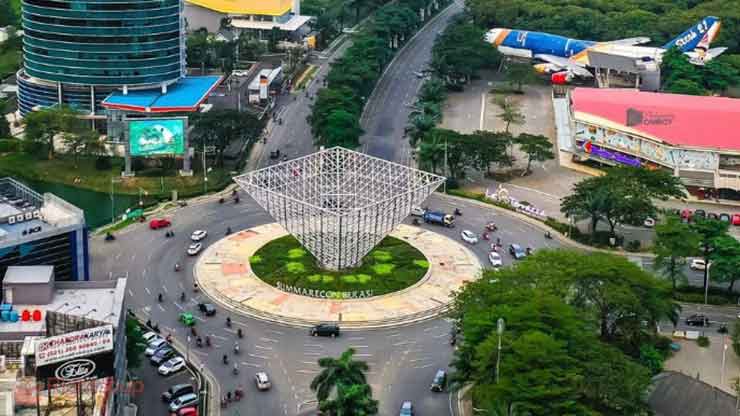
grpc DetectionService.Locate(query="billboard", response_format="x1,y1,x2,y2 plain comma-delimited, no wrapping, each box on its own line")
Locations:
129,118,185,156
37,351,116,388
36,325,114,367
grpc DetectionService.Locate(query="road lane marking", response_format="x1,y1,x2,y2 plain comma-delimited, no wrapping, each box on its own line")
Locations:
392,340,417,346
241,362,262,368
304,344,323,348
266,329,284,335
173,302,184,311
304,352,322,356
354,353,372,358
423,326,439,332
127,289,134,297
234,320,249,328
255,345,273,351
413,363,434,369
301,361,317,365
387,333,402,337
349,345,369,349
223,328,237,334
211,334,228,341
194,316,205,323
162,285,168,293
433,333,448,338
144,287,151,295
259,337,278,343
158,304,165,312
248,353,270,360
296,369,319,374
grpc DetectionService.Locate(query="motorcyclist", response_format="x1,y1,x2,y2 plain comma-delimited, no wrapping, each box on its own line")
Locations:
223,354,228,364
196,336,202,347
226,226,232,235
226,317,232,327
174,263,180,272
180,292,185,302
234,342,240,354
157,293,163,302
237,328,243,338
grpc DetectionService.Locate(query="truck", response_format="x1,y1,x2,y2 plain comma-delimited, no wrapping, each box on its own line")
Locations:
423,211,455,228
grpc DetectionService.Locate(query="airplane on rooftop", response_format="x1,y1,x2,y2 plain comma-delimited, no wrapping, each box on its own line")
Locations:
484,16,726,84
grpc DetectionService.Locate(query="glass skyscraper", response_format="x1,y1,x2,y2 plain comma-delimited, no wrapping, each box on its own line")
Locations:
17,0,186,116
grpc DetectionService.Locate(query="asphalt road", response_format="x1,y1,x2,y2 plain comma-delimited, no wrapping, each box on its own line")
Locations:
131,351,196,415
91,190,561,416
360,1,463,163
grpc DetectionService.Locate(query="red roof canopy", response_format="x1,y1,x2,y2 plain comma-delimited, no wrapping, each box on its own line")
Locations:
571,88,740,151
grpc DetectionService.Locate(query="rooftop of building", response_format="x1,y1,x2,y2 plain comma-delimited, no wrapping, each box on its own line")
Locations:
185,0,292,15
648,371,736,416
0,178,84,248
230,14,312,32
0,278,127,337
101,75,223,113
571,88,740,152
3,266,53,285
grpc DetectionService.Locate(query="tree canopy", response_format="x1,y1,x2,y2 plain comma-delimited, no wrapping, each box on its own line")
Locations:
311,348,377,416
190,109,264,167
653,214,700,290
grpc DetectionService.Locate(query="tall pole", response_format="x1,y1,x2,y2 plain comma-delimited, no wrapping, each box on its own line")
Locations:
110,178,115,224
721,334,727,385
203,143,207,194
186,335,191,362
496,318,504,384
704,262,712,305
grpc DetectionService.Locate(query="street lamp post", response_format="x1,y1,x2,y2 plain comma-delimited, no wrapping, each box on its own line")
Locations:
496,318,505,384
186,335,191,362
704,261,713,306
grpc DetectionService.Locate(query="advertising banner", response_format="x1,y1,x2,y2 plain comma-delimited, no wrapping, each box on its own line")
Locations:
36,325,114,367
129,118,185,156
37,351,116,388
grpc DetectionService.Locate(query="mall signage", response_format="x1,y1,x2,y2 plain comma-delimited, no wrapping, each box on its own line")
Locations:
36,325,114,367
277,282,374,299
37,351,116,388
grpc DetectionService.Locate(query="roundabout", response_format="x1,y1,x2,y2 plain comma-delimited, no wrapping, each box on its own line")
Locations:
194,223,482,327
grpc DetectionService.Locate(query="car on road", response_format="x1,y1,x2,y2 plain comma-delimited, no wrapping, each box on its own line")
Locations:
158,356,186,376
733,214,740,226
681,209,692,221
310,323,340,337
180,313,196,327
150,347,177,366
430,369,447,392
708,212,719,220
162,383,195,402
686,314,710,326
190,230,208,241
400,401,414,416
690,258,707,271
410,206,425,217
149,218,171,229
145,337,167,356
509,244,526,260
719,213,731,223
643,217,656,227
694,209,707,220
461,230,478,244
142,331,159,343
175,407,197,416
169,392,199,413
413,71,424,78
488,252,503,268
255,372,272,390
187,243,203,256
197,303,216,316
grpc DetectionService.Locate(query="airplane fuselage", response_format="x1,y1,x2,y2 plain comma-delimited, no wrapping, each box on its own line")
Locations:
487,29,595,59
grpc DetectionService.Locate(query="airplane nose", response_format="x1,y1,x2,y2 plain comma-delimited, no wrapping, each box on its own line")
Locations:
485,29,501,44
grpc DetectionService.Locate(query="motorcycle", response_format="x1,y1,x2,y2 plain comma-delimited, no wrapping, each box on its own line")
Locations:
482,233,490,241
234,196,240,204
219,197,225,204
226,227,232,235
544,231,553,239
196,337,203,348
454,208,462,216
234,344,240,354
105,232,116,242
174,263,181,272
205,336,211,347
486,223,498,232
237,328,243,338
412,218,420,226
234,388,243,401
232,364,239,375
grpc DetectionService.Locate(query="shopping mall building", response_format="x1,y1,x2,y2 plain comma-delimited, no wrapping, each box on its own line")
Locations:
563,88,740,199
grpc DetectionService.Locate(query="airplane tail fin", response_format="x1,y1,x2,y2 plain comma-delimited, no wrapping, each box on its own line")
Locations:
663,16,721,52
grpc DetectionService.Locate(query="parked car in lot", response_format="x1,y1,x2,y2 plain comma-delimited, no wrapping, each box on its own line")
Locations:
158,356,186,376
509,244,526,260
187,243,203,256
150,347,176,366
197,302,216,316
145,337,167,356
149,218,171,229
190,230,208,241
719,213,731,223
681,209,692,221
255,372,272,390
694,209,707,220
460,230,478,244
708,212,719,220
686,314,709,326
310,323,340,337
142,331,159,343
430,369,447,392
733,214,740,226
400,401,414,416
169,393,199,413
690,258,707,270
488,252,503,268
162,383,195,402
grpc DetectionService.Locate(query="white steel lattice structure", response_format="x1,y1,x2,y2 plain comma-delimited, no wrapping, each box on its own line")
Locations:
234,147,446,270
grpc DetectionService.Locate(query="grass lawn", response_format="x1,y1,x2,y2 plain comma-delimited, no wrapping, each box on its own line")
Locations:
250,235,429,298
0,152,232,198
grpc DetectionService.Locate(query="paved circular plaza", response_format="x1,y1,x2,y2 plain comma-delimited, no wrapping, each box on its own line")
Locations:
194,223,482,328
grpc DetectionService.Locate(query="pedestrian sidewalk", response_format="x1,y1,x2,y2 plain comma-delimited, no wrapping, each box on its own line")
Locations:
194,223,481,328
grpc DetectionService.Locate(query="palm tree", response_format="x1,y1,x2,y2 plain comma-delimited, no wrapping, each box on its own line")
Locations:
310,348,369,402
319,383,378,416
494,96,525,134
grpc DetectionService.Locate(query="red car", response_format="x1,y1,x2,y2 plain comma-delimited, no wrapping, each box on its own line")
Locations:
173,407,197,416
680,209,692,221
733,214,740,226
149,218,171,229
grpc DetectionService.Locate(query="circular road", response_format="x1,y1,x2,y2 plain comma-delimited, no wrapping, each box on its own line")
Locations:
90,191,562,416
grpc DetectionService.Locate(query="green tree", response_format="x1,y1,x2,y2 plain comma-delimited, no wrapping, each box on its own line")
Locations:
690,218,729,292
653,214,700,290
318,383,378,416
311,348,369,402
515,133,554,173
495,96,525,135
191,109,264,167
62,127,104,167
431,18,501,87
665,79,707,95
709,235,740,294
504,62,538,92
125,318,147,369
23,106,80,160
704,58,740,92
322,109,364,148
0,99,10,139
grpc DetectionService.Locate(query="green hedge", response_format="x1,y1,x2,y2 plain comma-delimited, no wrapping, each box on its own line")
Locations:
0,138,20,153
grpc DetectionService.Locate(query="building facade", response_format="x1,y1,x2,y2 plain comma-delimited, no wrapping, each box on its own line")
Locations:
17,0,186,116
184,0,310,39
563,88,740,198
0,178,88,281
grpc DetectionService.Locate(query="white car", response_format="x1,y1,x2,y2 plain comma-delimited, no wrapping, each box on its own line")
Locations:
488,252,503,268
190,230,208,242
187,243,203,256
142,331,159,343
690,258,708,271
410,206,426,217
255,371,272,390
158,356,186,376
461,230,478,244
145,337,167,356
643,217,656,227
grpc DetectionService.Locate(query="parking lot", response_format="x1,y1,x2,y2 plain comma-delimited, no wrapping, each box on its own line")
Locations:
131,354,198,415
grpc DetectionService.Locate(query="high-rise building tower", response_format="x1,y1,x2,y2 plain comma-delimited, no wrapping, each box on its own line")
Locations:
17,0,186,116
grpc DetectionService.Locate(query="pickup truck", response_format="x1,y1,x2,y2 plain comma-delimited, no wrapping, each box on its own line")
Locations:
423,211,455,228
